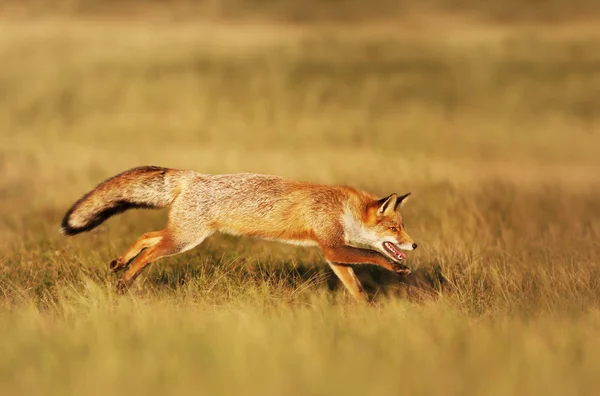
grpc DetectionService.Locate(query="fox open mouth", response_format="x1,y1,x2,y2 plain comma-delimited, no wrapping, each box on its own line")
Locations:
383,242,407,261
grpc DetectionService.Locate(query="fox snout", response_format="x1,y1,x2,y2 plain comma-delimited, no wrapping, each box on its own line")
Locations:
396,228,417,251
396,233,417,251
397,242,418,250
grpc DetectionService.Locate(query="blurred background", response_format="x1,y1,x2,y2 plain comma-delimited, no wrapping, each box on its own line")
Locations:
3,1,599,203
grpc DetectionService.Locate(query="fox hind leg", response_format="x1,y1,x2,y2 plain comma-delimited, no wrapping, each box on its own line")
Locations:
115,228,212,294
115,238,176,294
327,261,369,303
110,231,163,272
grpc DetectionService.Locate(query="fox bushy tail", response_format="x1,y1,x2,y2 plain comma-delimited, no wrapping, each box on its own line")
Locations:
61,166,178,235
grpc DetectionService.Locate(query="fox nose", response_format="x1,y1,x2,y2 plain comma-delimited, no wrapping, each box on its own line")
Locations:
412,243,418,250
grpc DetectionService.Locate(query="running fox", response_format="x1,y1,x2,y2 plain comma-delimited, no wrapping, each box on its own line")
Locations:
61,166,418,301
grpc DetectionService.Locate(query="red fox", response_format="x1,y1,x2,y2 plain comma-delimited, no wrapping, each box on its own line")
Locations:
61,166,418,301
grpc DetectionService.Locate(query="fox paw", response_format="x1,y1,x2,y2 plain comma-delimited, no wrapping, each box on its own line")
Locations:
115,279,130,295
110,258,125,272
393,264,411,276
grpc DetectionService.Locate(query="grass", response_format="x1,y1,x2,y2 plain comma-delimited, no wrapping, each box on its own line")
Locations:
1,10,600,396
3,291,600,396
7,0,600,22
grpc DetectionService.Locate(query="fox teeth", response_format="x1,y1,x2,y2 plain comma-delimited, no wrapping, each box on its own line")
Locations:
383,241,406,260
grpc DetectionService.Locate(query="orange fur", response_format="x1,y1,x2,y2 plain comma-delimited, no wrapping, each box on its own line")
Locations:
61,166,418,301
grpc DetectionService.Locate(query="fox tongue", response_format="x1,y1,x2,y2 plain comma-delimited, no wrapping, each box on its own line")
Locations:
384,242,406,260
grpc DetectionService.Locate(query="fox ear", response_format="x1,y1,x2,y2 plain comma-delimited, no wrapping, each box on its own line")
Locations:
395,192,411,209
377,193,398,217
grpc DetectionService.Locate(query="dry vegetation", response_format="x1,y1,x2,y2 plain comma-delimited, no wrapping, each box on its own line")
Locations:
1,1,600,395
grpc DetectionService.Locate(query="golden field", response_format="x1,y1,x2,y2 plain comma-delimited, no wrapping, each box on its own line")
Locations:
1,3,600,395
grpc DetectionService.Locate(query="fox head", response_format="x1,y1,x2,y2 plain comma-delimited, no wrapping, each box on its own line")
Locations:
343,192,417,263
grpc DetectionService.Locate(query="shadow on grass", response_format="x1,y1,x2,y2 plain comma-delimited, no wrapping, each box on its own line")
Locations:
142,254,448,302
352,263,449,302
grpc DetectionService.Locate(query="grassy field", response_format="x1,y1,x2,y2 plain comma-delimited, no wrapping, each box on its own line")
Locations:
1,5,600,395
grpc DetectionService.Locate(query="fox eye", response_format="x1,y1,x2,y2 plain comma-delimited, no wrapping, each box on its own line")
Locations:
389,226,398,232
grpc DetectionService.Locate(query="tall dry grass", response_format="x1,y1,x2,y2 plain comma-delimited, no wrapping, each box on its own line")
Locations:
1,9,600,395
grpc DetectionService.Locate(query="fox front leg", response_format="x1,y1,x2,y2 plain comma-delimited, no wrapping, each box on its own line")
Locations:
321,245,411,275
326,261,369,302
